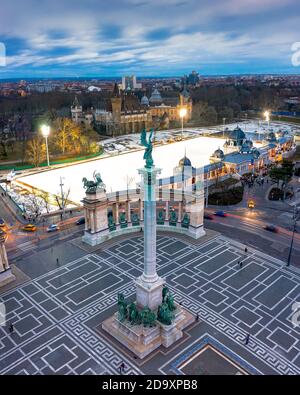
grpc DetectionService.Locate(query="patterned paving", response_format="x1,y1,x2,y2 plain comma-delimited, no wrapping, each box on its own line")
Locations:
0,234,300,375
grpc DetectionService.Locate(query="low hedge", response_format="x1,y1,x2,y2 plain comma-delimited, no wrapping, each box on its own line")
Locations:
208,186,244,206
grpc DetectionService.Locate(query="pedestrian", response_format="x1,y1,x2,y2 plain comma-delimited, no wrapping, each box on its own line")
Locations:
56,258,59,265
245,333,250,345
140,227,143,232
9,322,14,333
244,247,248,254
239,261,243,268
119,362,125,374
196,313,199,322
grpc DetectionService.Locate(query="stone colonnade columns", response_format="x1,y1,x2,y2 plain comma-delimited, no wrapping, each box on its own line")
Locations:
165,201,169,221
178,201,182,222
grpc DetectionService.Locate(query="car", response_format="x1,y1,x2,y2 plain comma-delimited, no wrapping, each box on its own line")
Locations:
248,200,255,209
0,218,5,228
264,224,279,233
22,224,37,232
76,217,85,225
47,224,60,233
204,213,214,220
214,211,227,217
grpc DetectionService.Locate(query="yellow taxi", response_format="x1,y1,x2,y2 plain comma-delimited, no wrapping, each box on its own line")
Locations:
248,200,255,209
22,224,37,232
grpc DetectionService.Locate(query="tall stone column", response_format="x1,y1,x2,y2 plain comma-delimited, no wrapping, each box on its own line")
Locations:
135,166,165,310
0,230,15,288
139,199,144,221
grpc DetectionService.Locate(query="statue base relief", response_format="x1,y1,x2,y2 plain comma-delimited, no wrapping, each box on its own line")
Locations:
102,304,195,359
0,269,16,288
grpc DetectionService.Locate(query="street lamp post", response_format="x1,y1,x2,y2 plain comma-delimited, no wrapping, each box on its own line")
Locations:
41,125,50,167
264,111,270,132
179,108,187,140
287,208,299,267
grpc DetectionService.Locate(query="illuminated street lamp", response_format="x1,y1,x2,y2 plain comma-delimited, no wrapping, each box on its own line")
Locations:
264,110,270,131
179,108,187,140
41,125,50,167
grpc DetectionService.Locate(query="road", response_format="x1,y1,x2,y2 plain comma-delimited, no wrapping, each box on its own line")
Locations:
205,209,300,267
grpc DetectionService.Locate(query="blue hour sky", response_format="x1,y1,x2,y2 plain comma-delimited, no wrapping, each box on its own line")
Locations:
0,0,300,78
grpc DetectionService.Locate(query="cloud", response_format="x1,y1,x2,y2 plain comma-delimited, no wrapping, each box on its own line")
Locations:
0,0,299,76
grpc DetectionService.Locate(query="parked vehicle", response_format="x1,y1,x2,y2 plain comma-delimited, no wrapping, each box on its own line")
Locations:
47,224,60,233
22,224,37,232
76,217,85,225
214,211,227,217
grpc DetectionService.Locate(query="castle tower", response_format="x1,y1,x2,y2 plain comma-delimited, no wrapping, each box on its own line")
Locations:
111,83,122,124
71,96,83,123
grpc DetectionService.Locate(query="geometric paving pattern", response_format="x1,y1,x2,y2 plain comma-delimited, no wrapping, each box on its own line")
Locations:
0,234,300,375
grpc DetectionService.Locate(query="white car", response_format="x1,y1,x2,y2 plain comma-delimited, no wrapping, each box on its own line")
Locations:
47,224,60,233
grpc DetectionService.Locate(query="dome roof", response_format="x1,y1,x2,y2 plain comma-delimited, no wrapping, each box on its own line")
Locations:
266,132,277,142
149,88,162,104
240,140,253,153
229,126,246,141
212,148,224,159
179,155,192,167
251,148,260,159
141,94,149,106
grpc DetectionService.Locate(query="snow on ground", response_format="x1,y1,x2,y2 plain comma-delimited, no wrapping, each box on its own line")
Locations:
15,121,299,205
17,136,225,204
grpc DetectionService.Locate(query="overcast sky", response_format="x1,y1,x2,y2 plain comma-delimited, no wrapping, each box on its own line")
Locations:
0,0,300,78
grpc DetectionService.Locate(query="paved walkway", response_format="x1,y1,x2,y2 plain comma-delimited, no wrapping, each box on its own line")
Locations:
1,232,299,375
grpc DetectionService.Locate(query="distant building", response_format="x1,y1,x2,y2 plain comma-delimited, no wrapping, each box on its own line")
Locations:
119,76,142,91
71,84,193,136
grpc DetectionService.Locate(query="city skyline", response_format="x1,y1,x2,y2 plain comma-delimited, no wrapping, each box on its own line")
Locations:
0,0,300,78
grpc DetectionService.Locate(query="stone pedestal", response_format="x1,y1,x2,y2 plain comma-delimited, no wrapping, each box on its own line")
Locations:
102,304,195,359
135,276,165,310
82,189,109,246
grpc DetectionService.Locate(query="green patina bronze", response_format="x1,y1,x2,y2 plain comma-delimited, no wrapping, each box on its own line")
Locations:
169,210,178,226
119,212,128,228
131,213,140,226
157,287,176,325
157,210,165,225
117,293,128,322
157,303,175,326
82,171,106,194
141,129,154,169
108,215,116,231
140,307,156,328
181,213,190,229
128,302,141,325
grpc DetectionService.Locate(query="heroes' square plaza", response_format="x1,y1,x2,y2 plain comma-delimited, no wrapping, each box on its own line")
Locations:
1,231,300,375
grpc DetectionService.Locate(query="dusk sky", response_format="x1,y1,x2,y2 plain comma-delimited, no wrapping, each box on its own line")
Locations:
1,0,300,78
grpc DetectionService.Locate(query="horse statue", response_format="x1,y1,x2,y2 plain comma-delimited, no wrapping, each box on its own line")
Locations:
141,129,154,168
82,171,106,194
